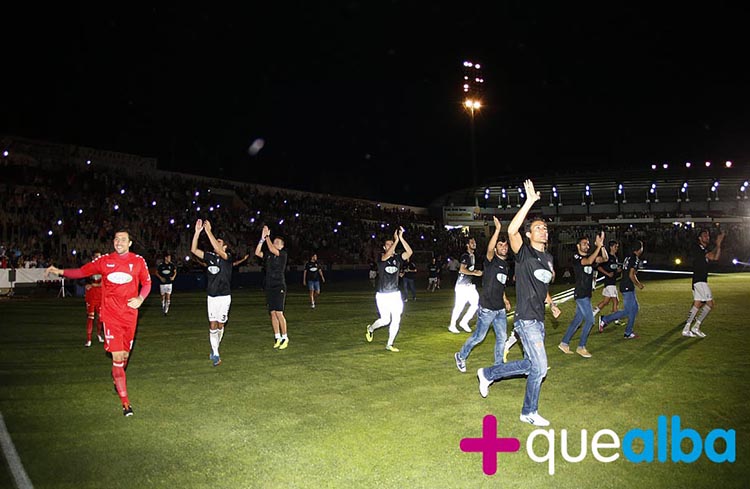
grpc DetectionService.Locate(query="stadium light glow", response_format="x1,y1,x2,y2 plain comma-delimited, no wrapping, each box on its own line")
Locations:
685,162,691,168
725,161,732,168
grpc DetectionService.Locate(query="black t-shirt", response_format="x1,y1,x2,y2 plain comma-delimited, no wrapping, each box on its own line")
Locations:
479,255,509,310
456,252,476,287
691,242,711,284
619,253,640,292
377,254,403,293
573,253,595,299
265,249,288,289
428,263,440,278
205,251,233,297
402,261,417,280
157,262,177,284
305,260,322,281
514,243,554,322
599,254,620,286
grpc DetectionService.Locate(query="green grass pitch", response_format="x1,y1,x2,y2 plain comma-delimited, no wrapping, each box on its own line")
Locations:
1,273,748,488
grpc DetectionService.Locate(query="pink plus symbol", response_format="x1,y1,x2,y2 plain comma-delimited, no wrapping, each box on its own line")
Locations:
460,414,521,475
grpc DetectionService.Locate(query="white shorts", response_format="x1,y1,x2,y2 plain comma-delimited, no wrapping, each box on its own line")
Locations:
159,284,173,295
375,291,403,320
602,285,619,298
692,282,713,302
454,284,479,306
207,295,231,323
428,277,438,284
369,271,377,279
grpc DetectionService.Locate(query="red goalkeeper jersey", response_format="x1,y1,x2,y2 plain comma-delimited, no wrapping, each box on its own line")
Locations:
68,252,151,328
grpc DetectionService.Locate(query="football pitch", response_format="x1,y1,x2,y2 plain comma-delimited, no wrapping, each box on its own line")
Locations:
1,274,748,488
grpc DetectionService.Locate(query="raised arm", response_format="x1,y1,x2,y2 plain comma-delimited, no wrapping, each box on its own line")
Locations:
507,179,541,254
398,227,413,261
191,219,205,260
202,220,228,261
486,216,502,261
582,231,605,266
706,231,725,261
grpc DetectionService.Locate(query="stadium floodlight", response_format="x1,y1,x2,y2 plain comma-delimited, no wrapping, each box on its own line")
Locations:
685,162,691,168
725,161,732,168
705,161,711,167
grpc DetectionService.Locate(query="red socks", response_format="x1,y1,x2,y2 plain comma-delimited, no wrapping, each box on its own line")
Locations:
112,362,129,407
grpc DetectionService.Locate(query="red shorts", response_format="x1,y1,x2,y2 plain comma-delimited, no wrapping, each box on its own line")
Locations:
86,300,101,315
102,319,137,353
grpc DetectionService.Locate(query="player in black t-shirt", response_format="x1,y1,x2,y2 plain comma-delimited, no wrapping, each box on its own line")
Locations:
255,225,290,349
156,253,177,315
365,227,413,352
559,233,608,358
476,180,560,428
454,216,513,373
682,228,725,338
599,240,645,339
191,219,233,367
593,241,622,323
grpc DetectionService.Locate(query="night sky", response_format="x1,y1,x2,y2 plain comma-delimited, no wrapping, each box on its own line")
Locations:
3,3,749,206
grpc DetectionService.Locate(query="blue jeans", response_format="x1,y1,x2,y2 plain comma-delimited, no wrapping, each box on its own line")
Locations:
602,290,639,335
402,277,416,300
483,319,547,415
561,297,595,348
459,307,507,364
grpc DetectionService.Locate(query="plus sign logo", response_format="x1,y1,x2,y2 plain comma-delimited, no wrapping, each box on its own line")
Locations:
460,414,521,475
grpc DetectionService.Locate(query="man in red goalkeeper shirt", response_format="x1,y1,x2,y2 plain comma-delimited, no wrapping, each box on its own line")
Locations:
47,230,151,417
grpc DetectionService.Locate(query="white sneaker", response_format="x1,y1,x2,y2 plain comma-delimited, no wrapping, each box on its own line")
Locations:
459,323,472,333
691,327,706,338
97,335,104,343
448,325,460,334
477,368,491,398
520,411,550,427
84,341,91,347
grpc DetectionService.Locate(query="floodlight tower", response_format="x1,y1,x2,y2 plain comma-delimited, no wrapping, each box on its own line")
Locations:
462,60,484,188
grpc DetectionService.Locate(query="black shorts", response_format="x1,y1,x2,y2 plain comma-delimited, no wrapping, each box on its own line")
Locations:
266,286,286,312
